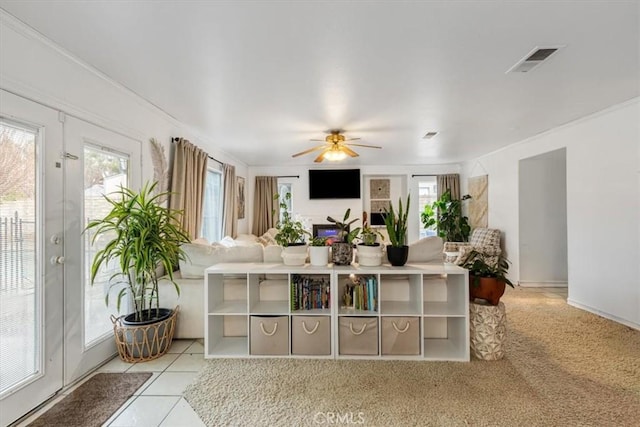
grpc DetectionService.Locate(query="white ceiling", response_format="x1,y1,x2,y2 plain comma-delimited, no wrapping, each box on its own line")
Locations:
1,1,638,166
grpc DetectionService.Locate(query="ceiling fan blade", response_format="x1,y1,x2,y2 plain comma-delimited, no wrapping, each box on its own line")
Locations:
341,146,359,157
309,139,325,142
344,143,382,149
344,137,361,141
292,145,326,158
314,149,330,163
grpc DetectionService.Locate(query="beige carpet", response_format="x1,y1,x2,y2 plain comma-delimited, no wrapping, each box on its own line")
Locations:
184,289,640,426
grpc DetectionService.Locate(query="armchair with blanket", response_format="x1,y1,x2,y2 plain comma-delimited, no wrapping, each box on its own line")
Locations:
443,228,502,267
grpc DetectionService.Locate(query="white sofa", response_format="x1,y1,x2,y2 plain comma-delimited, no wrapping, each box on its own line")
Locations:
159,231,283,339
160,234,444,339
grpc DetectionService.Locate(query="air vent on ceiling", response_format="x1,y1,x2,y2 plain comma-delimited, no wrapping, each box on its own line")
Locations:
506,46,563,73
423,131,438,139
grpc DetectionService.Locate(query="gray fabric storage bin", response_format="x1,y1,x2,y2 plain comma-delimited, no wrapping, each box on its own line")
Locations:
250,315,289,355
291,315,331,356
339,316,379,355
381,316,420,356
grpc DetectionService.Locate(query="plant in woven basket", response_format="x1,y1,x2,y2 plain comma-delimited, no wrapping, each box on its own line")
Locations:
85,181,190,323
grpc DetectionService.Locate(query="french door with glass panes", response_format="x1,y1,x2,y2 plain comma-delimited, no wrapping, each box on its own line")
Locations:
0,90,65,426
0,90,141,425
63,116,140,384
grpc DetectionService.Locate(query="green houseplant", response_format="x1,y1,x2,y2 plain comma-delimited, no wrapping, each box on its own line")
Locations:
85,181,190,361
359,222,382,246
274,192,309,246
383,194,410,266
422,189,472,242
274,192,310,265
308,236,330,266
326,209,360,265
461,250,514,306
356,222,384,266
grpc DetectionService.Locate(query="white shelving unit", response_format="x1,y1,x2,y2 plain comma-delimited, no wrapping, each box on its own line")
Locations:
205,262,469,361
205,263,334,358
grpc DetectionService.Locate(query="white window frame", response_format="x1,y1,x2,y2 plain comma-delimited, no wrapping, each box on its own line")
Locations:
201,164,223,243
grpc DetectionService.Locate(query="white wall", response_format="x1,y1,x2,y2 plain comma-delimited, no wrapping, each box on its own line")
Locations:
518,148,568,285
0,11,249,234
461,98,640,329
248,164,459,243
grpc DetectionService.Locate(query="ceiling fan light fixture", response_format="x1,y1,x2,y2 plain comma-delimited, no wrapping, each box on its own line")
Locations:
323,147,348,161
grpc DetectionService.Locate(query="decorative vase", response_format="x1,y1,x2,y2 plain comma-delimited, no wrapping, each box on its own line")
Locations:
331,242,353,265
469,275,506,306
309,245,330,266
386,245,409,266
357,244,383,267
469,301,507,360
281,244,308,266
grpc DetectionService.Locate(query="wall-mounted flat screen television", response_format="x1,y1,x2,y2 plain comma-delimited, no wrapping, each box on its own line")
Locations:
309,169,361,199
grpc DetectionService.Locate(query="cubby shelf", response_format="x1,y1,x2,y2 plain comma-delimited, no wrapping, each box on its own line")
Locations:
204,262,469,361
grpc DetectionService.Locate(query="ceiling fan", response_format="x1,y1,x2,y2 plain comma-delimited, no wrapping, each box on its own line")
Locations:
291,130,382,162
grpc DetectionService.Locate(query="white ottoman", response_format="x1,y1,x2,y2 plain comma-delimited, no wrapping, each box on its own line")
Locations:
469,301,506,360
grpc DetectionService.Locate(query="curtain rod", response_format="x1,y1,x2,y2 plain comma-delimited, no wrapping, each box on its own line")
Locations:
411,174,438,178
277,175,300,178
171,137,223,165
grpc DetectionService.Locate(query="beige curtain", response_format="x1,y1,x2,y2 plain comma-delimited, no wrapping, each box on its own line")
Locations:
222,163,237,238
437,174,461,200
169,138,208,240
252,176,278,236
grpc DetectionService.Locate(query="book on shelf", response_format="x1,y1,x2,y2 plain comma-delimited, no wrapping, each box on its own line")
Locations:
291,274,330,311
342,275,378,311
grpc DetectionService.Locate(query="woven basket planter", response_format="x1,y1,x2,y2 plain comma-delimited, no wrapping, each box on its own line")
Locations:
111,306,178,363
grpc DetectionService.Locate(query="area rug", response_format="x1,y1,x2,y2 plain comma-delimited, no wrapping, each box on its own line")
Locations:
184,290,640,426
28,372,152,427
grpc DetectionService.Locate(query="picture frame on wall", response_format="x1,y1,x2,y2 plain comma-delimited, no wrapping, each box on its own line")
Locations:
370,179,390,199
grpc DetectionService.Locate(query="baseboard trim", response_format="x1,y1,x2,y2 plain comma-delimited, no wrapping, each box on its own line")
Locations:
567,299,639,331
518,281,568,288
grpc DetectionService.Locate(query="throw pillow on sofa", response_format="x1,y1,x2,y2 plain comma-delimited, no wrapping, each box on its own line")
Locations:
407,236,444,263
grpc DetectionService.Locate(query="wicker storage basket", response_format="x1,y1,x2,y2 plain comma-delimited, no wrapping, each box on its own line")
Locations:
111,306,178,362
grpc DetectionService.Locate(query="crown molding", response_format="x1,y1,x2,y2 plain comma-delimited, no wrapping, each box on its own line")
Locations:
0,9,247,168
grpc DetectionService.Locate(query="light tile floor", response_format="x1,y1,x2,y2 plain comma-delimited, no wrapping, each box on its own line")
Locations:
17,340,206,427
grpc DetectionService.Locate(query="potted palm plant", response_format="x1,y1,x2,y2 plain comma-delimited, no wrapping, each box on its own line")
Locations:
460,250,514,305
383,194,410,266
356,221,384,266
85,181,190,361
274,192,310,265
326,209,360,265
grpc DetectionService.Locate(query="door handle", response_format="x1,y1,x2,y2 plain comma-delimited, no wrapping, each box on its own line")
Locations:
50,256,65,265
